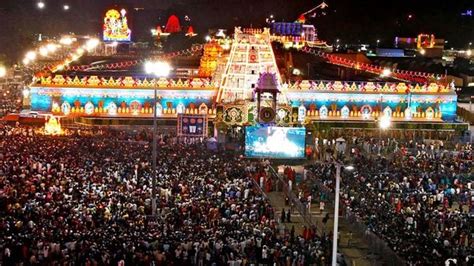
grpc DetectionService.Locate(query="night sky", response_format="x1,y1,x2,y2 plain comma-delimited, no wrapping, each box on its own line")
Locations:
0,0,472,62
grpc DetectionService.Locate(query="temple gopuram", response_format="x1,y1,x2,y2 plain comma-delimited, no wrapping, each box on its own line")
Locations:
24,26,464,137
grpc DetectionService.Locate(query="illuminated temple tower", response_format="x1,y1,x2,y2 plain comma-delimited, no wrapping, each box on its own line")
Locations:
217,27,281,103
198,41,223,78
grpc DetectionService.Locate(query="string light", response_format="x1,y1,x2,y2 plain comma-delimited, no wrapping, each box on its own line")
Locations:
37,1,45,9
297,45,439,83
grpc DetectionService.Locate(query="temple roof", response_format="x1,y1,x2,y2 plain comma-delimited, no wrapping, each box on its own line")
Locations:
165,15,181,33
255,72,280,93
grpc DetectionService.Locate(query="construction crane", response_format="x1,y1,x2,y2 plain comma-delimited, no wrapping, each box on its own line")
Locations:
298,1,329,20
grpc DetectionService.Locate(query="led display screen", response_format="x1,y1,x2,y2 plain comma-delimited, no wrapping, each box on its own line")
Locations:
245,126,306,158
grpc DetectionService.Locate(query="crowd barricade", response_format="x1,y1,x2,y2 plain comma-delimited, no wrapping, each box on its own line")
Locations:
344,207,406,266
308,171,407,265
268,166,326,236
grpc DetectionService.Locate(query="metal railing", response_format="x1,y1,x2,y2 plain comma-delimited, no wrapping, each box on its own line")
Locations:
343,207,406,266
309,171,406,265
268,166,326,235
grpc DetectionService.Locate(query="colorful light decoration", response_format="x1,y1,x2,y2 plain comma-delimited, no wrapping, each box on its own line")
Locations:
84,101,94,115
61,102,71,115
341,106,350,119
177,103,185,114
298,46,444,83
103,8,131,42
155,103,163,116
165,15,181,33
218,27,281,102
319,105,328,118
55,44,205,72
44,116,63,135
26,26,456,125
185,26,197,37
417,34,435,49
198,41,223,78
107,102,118,115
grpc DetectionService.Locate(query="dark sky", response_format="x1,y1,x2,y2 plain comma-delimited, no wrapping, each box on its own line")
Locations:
0,0,472,62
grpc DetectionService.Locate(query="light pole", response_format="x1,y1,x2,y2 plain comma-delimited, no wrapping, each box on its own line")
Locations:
152,85,158,215
332,163,341,266
145,61,172,216
332,162,354,266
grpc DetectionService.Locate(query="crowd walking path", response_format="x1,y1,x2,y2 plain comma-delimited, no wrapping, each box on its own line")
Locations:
267,189,377,266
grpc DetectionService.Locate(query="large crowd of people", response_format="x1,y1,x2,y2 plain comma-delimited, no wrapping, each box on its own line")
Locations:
0,125,331,265
307,142,474,265
0,84,22,117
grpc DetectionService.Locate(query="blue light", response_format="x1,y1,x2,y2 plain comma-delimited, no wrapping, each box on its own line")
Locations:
245,126,306,158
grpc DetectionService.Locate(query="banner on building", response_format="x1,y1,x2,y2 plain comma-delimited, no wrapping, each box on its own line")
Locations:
177,114,208,137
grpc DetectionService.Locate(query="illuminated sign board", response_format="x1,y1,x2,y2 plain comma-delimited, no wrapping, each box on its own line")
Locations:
103,8,131,42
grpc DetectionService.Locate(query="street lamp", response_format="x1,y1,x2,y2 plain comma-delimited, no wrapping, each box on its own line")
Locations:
25,51,37,61
145,61,172,77
145,61,171,216
63,5,70,11
59,37,74,46
37,1,45,9
380,68,391,77
332,162,354,266
39,47,49,57
22,88,30,98
85,38,100,52
46,43,59,53
379,114,391,130
0,66,6,78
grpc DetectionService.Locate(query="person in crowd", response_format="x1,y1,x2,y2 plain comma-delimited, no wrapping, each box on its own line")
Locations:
0,125,331,265
307,142,473,265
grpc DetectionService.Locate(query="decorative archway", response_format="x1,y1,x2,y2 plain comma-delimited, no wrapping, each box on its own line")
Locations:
84,102,94,115
106,102,117,115
298,104,306,122
177,103,185,114
404,108,412,119
130,100,141,115
61,102,71,115
383,106,392,118
426,107,434,119
319,105,328,119
341,105,350,119
51,101,60,112
156,103,163,116
360,105,372,119
199,103,208,115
